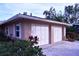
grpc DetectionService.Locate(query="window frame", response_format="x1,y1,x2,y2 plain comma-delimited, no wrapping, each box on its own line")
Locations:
15,24,21,38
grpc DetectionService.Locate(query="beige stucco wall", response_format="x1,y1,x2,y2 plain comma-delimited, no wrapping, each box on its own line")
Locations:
62,26,67,41
5,22,31,40
3,24,15,37
9,25,14,37
1,19,67,45
21,22,31,40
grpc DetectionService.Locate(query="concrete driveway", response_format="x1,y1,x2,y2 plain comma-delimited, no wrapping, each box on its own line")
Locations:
40,41,79,56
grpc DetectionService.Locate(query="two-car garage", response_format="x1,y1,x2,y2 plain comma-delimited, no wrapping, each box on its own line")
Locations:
0,14,69,46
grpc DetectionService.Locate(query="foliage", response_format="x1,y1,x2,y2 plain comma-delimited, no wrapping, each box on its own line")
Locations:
74,4,79,14
66,26,79,41
64,4,79,24
66,26,75,32
65,4,79,41
66,32,76,42
73,25,79,40
43,7,63,22
66,26,75,41
0,32,45,56
0,31,11,41
43,4,79,23
55,15,64,22
65,5,74,14
43,7,56,20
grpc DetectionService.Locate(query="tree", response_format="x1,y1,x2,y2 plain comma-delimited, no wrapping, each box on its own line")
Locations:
43,7,64,22
74,4,79,15
65,6,74,14
43,7,56,20
49,7,56,19
64,4,79,24
43,10,50,19
55,10,64,22
64,5,74,23
74,4,79,22
55,15,64,22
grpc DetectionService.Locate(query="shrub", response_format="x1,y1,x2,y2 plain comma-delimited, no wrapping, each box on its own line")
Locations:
66,26,76,41
66,32,76,42
0,31,11,41
66,26,75,32
0,32,45,56
66,26,79,41
75,33,79,41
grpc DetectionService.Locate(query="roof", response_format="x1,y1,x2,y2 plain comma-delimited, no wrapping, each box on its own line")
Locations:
1,13,72,26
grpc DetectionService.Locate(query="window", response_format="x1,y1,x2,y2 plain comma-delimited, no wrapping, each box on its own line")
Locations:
16,31,19,37
15,24,21,38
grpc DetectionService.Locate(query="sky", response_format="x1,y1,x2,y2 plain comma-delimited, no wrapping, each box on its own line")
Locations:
0,3,75,21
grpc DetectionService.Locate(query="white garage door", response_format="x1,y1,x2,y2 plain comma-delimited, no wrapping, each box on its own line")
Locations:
31,24,49,45
53,26,62,42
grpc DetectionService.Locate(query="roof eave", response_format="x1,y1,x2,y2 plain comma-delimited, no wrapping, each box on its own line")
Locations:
1,14,71,26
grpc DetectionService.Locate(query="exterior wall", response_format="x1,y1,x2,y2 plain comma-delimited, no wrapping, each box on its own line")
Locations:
51,25,54,44
62,26,67,41
3,24,20,38
3,25,13,37
49,24,51,44
64,27,66,38
21,22,31,40
8,25,14,37
3,22,31,40
0,18,67,45
1,22,22,38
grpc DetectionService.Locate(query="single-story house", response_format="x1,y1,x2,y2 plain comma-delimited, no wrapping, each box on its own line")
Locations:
0,13,71,45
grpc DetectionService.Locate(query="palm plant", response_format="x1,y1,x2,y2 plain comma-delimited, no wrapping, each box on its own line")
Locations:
43,10,50,19
43,7,56,20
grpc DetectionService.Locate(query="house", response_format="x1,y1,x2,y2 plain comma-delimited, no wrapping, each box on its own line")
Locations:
0,13,71,45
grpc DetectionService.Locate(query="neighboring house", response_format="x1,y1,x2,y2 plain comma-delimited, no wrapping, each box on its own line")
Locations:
0,13,71,45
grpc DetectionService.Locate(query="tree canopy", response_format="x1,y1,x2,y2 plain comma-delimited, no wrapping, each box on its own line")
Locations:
43,7,64,22
64,4,79,24
43,4,79,24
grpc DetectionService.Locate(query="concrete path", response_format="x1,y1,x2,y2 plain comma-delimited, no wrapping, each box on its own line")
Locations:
40,41,79,56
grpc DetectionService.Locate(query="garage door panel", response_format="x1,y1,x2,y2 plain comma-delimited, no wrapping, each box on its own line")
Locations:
31,24,36,36
40,26,49,45
31,24,49,45
51,26,62,43
54,26,62,42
